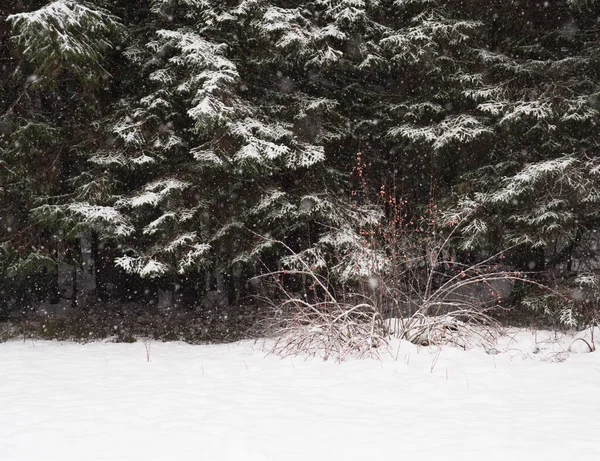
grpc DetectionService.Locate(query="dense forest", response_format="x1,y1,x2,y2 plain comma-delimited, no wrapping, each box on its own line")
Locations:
1,0,599,341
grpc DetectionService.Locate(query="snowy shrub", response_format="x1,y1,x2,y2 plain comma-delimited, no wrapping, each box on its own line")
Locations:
398,311,501,350
267,297,387,362
256,176,529,355
252,235,388,361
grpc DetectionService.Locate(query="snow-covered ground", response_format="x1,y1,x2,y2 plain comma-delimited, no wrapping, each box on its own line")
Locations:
1,329,599,461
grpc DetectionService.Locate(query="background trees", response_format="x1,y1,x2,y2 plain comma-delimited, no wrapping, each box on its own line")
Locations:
1,0,599,328
1,0,124,311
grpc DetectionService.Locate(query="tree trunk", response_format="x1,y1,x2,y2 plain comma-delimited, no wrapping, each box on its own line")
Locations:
157,288,175,311
76,231,97,308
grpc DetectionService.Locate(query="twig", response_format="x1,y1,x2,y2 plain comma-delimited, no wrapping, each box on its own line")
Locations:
570,337,595,352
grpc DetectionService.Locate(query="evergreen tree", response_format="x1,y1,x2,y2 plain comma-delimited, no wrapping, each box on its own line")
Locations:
2,0,599,321
64,0,381,306
447,0,600,273
0,0,123,305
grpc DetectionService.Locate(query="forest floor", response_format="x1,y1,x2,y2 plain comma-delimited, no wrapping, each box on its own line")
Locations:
1,328,599,461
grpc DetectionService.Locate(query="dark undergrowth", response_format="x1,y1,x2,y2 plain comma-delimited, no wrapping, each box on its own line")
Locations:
1,299,595,346
0,301,266,344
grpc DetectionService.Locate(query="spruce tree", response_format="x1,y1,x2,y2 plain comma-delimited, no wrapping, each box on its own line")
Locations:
447,0,600,271
0,0,123,306
64,0,382,307
3,0,598,322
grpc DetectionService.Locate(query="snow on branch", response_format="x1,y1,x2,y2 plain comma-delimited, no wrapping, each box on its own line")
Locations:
68,202,134,236
305,46,343,69
143,213,176,235
433,115,491,150
8,0,123,83
486,157,578,204
291,143,326,168
121,179,190,208
282,225,388,283
235,140,291,164
115,256,170,278
298,96,339,114
228,118,324,168
388,115,490,150
453,156,600,248
191,147,224,166
313,24,347,42
179,243,211,272
381,15,480,63
149,29,240,130
256,6,311,50
150,0,212,18
499,101,554,125
388,124,437,143
230,119,293,142
561,96,598,122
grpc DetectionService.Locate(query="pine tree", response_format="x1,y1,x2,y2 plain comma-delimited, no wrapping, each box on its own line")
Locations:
41,0,524,301
62,0,382,308
446,0,600,273
0,0,124,305
3,0,598,320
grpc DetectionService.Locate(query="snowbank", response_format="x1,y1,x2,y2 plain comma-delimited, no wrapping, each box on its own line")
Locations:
1,330,599,460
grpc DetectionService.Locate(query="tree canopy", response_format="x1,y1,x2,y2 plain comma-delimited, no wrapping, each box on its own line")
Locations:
1,0,599,325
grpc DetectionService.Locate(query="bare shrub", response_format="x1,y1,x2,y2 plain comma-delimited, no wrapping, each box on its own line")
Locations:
361,193,545,349
251,174,557,358
265,295,387,362
398,309,501,350
251,234,389,362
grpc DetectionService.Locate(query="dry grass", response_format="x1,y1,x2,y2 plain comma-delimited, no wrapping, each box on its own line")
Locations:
265,297,387,362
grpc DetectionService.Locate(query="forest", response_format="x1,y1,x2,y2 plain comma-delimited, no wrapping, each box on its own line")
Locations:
1,0,600,346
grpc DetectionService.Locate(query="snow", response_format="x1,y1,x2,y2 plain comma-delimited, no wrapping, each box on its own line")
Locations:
1,330,599,461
